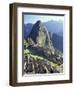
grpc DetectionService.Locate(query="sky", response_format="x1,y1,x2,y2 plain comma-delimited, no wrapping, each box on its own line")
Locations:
24,14,64,24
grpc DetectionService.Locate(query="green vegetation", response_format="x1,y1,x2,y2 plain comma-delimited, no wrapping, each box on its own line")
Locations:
24,48,62,73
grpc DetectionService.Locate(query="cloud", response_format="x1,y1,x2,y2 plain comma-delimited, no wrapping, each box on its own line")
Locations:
24,14,64,24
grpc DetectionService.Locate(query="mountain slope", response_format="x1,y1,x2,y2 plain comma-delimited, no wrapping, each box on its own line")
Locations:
52,33,63,52
24,23,33,38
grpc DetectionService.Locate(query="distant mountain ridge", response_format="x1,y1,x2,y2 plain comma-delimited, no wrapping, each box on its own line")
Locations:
44,20,63,36
24,23,33,39
24,20,63,38
52,33,63,52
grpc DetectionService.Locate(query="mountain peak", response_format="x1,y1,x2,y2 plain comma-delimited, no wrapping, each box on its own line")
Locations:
35,20,42,25
29,20,46,43
33,20,42,28
29,20,55,55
